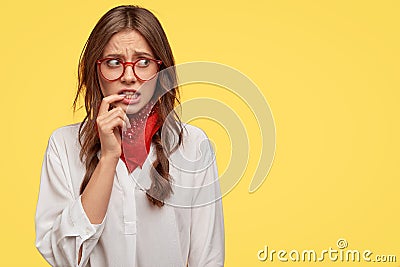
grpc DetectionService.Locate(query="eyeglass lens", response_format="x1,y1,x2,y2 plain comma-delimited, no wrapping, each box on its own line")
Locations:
100,58,159,81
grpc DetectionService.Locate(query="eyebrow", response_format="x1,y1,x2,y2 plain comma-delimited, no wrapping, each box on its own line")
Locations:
104,51,154,59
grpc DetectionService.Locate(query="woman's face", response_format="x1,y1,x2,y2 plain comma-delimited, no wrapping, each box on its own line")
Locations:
98,29,158,115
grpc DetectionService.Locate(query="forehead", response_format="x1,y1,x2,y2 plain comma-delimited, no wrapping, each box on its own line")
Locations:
103,29,153,57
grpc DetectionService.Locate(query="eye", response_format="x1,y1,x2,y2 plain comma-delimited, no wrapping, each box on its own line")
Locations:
106,59,121,67
136,58,151,68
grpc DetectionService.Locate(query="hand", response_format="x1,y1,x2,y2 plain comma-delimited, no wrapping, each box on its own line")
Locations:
96,94,131,160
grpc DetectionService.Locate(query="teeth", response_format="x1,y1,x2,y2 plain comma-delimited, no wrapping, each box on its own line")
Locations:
125,93,139,99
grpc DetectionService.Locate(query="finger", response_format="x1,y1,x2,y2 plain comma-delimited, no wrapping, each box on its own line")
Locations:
98,107,129,127
114,127,122,143
98,116,126,136
121,120,127,132
124,114,131,129
98,94,126,116
104,107,131,130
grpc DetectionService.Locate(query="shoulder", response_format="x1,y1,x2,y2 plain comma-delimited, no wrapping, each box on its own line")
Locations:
49,122,81,142
175,122,215,159
50,122,81,138
181,122,210,143
47,122,82,153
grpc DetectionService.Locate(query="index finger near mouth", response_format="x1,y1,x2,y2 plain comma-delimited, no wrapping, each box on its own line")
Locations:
98,94,125,116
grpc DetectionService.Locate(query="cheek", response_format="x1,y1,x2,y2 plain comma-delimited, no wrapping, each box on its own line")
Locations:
98,77,111,96
141,79,158,98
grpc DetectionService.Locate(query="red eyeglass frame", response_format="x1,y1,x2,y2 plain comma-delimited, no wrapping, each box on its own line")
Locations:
96,57,163,82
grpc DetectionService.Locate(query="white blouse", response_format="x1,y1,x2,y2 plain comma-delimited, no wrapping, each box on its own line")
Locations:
35,122,225,267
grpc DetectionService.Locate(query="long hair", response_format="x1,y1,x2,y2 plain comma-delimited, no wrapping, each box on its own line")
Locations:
72,5,183,207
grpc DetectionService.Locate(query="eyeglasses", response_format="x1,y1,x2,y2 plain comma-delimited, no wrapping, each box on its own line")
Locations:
96,57,162,82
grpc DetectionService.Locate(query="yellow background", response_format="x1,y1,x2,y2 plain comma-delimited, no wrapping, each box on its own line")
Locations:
0,0,399,266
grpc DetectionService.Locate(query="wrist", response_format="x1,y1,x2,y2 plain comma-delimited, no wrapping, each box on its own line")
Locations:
99,154,120,165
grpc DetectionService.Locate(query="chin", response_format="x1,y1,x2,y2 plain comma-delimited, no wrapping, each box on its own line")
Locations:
125,106,141,114
125,103,148,115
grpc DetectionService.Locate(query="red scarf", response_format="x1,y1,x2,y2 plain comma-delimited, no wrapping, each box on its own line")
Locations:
96,102,161,173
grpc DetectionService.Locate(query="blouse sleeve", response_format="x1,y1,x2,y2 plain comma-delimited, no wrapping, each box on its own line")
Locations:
35,134,106,267
187,134,225,267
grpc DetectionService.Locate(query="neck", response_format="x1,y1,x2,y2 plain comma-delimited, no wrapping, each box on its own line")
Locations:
126,100,157,120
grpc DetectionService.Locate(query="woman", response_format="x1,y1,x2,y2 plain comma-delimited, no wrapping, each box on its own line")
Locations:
35,5,224,267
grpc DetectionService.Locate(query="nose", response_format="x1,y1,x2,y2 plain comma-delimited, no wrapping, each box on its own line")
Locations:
121,64,137,83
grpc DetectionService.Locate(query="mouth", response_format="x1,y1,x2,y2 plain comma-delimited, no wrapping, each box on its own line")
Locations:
119,89,141,100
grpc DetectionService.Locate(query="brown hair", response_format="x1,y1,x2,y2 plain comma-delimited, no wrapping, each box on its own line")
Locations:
72,5,183,207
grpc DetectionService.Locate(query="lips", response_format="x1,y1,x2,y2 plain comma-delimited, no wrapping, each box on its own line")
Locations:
119,89,141,104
